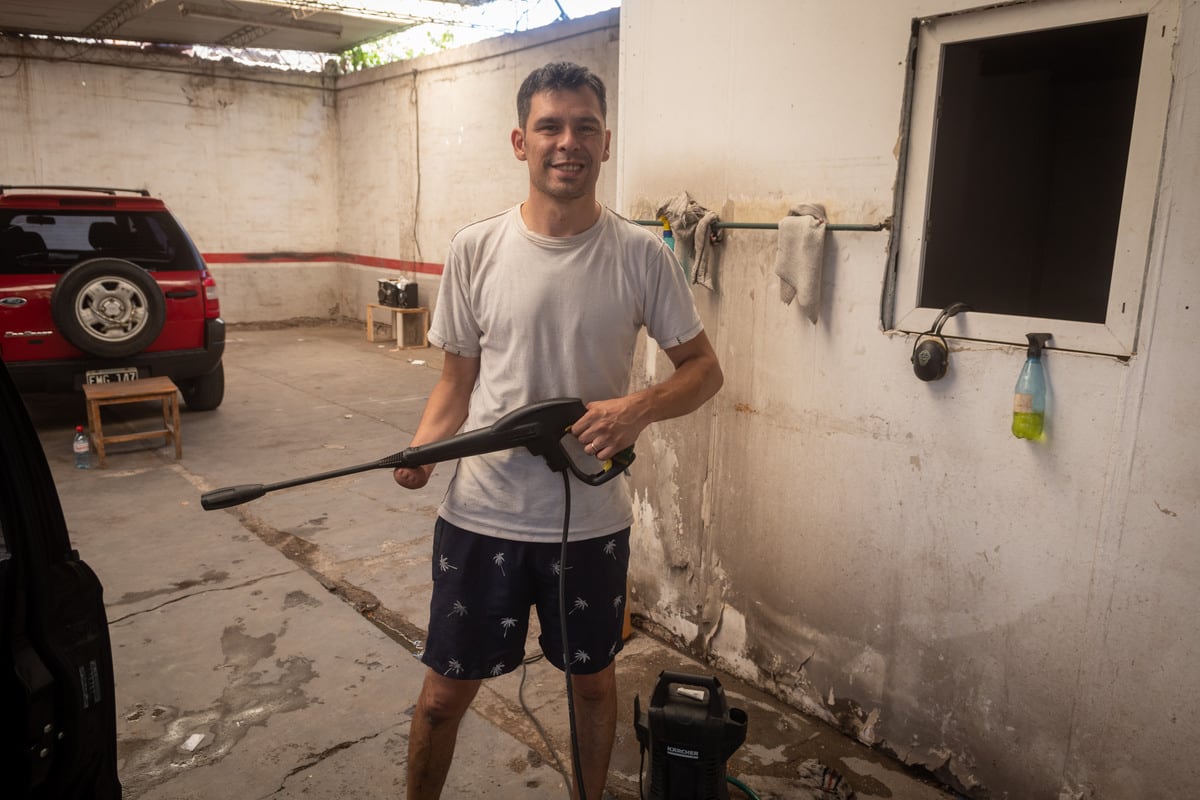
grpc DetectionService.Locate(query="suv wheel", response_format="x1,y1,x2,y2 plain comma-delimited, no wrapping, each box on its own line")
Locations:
50,258,166,358
179,362,224,411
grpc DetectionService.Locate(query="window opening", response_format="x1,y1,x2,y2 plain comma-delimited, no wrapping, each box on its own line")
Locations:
920,16,1146,324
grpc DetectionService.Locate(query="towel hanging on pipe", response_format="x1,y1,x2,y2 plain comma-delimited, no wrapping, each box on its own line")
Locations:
655,192,722,290
774,204,828,323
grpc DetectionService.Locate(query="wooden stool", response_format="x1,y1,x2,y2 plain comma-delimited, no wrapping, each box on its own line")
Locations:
82,376,181,468
365,303,429,349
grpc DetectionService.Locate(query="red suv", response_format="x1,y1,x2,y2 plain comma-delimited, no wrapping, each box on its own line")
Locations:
0,185,224,410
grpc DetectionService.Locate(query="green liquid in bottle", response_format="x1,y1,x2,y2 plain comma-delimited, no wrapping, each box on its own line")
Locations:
1012,411,1044,440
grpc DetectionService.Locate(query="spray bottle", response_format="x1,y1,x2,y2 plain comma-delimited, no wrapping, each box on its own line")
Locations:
659,217,675,252
1012,333,1053,440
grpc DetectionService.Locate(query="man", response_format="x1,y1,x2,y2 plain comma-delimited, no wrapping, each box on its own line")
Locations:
394,61,722,800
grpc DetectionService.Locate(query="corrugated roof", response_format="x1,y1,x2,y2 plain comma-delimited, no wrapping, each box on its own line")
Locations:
0,0,489,54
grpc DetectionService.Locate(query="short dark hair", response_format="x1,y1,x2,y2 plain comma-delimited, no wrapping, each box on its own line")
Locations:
516,62,607,129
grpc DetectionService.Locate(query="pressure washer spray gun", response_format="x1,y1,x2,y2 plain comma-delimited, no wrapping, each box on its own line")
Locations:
200,397,634,510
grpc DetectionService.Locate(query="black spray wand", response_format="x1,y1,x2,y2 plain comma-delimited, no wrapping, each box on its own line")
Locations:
200,397,634,511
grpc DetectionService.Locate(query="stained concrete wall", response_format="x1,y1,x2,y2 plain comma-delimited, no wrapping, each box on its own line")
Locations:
617,1,1200,798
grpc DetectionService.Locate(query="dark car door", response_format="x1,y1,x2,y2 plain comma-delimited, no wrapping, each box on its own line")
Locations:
0,357,121,798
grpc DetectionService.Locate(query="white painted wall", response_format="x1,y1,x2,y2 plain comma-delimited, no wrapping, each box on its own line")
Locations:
618,1,1200,798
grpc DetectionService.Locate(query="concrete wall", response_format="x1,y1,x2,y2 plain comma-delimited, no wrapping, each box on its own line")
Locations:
618,1,1200,798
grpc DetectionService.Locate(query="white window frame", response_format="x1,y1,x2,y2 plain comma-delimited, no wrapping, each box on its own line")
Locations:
889,0,1178,357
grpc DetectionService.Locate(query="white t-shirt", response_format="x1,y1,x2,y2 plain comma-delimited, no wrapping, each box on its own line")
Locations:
428,205,704,542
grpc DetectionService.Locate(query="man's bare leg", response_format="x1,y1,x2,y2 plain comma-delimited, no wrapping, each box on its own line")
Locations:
406,668,481,800
569,662,617,800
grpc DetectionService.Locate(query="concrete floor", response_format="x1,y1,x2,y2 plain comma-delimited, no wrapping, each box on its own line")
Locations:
28,321,959,800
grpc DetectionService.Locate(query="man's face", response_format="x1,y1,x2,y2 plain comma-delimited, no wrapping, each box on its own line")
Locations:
512,87,611,203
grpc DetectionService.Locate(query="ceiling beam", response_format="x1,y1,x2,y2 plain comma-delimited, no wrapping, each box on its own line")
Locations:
235,0,464,27
83,0,169,39
177,2,344,37
218,26,274,48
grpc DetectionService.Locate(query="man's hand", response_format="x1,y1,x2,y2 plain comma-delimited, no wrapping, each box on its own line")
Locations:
571,396,648,463
391,352,479,492
570,331,723,462
393,464,434,490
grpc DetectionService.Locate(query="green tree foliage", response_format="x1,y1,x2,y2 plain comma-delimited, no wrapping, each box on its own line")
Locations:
339,29,456,73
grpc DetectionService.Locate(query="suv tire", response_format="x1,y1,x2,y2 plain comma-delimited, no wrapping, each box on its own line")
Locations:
51,258,166,358
179,362,224,411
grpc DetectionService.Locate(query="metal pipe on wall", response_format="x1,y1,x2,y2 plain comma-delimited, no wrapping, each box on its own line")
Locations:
633,219,889,232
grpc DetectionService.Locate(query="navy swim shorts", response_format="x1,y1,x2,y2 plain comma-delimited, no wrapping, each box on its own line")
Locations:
421,517,630,680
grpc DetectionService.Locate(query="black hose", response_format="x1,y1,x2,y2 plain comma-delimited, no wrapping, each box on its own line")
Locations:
560,470,586,800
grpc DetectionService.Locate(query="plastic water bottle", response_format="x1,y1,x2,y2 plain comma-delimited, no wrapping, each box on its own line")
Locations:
73,425,91,469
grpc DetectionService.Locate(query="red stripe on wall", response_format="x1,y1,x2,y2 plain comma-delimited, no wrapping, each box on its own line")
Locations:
202,251,444,275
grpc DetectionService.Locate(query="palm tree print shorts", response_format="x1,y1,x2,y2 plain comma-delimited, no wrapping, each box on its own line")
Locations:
422,516,631,680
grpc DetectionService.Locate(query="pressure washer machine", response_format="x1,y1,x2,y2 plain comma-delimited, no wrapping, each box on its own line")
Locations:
634,671,748,800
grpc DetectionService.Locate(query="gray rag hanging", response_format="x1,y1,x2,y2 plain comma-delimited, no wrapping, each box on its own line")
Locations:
774,204,828,322
655,192,722,290
692,210,720,289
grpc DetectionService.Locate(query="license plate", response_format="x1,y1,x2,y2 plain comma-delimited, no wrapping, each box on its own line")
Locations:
85,367,139,385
